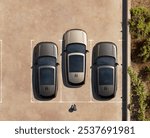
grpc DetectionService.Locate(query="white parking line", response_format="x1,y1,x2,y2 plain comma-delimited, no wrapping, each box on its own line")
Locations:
30,40,62,103
31,100,122,104
58,39,63,102
89,39,94,42
88,39,94,102
30,40,34,103
58,39,62,42
0,40,2,103
30,39,122,104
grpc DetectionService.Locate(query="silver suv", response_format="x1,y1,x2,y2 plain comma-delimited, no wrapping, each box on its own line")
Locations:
63,29,88,85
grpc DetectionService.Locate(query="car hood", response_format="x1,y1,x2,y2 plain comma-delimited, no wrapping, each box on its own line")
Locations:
93,42,117,62
34,42,57,60
63,29,87,46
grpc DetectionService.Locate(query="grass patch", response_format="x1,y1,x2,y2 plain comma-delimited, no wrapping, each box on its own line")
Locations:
129,1,150,120
128,67,147,121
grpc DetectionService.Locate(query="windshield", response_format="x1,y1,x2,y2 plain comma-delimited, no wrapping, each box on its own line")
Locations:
69,55,84,72
67,43,86,53
96,56,115,66
40,68,54,85
98,68,113,85
38,56,56,66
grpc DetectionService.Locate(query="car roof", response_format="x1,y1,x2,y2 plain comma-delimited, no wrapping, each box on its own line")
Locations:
34,42,57,59
63,29,87,47
93,42,117,62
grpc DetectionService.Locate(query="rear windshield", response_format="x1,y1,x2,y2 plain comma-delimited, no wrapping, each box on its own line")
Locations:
99,68,113,85
40,68,54,85
69,55,84,72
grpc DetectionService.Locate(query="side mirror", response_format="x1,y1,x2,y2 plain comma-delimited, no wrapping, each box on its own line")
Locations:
31,65,35,69
90,63,96,69
61,50,67,56
115,63,119,66
86,50,89,53
63,49,67,52
56,63,60,66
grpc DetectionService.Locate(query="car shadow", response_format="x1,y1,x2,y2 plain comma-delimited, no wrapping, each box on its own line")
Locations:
61,38,83,88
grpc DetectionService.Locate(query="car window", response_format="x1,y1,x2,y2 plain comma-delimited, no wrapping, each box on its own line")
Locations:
99,68,113,85
69,55,84,72
40,68,54,85
96,57,115,66
38,57,56,66
67,43,86,53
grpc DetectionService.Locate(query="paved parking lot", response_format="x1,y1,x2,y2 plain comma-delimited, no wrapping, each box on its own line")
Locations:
0,0,123,120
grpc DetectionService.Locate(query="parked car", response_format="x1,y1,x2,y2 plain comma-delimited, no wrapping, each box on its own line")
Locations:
63,29,88,85
92,42,118,98
32,42,58,100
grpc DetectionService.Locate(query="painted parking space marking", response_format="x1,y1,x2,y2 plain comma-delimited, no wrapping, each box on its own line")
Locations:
29,39,122,104
58,39,63,103
88,39,94,102
30,100,122,104
0,40,2,103
30,40,35,103
30,40,62,103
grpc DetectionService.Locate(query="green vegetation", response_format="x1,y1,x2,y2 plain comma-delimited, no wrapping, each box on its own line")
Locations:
128,67,147,121
130,2,150,121
140,65,150,81
138,39,150,62
129,7,150,63
129,7,150,39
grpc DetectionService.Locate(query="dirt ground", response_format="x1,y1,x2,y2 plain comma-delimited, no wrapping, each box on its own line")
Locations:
130,0,150,120
131,0,150,8
0,0,123,120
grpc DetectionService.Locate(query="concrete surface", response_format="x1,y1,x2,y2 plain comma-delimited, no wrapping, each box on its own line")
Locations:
0,0,123,120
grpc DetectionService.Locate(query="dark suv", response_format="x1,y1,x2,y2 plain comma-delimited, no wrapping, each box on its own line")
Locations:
32,42,58,100
92,42,118,98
